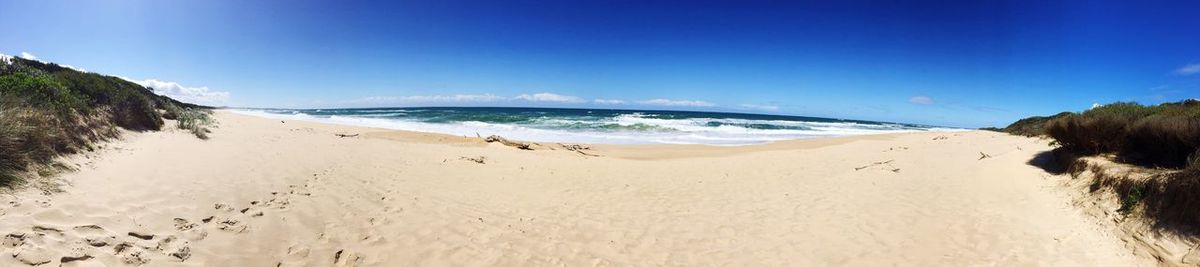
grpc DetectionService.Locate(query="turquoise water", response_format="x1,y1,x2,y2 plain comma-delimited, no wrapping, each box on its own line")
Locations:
235,107,958,145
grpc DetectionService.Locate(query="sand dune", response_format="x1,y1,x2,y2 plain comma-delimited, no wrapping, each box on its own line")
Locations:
0,111,1150,266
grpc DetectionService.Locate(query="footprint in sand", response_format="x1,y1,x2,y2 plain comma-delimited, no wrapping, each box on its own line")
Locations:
2,232,28,248
31,225,64,237
74,225,117,248
155,235,192,261
173,218,208,241
208,201,262,233
332,249,363,267
4,232,50,265
214,203,235,212
11,245,53,266
277,245,312,267
113,242,150,265
215,218,248,233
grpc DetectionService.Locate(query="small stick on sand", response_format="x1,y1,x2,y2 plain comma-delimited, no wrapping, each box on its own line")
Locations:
978,152,992,160
334,133,359,138
854,160,895,171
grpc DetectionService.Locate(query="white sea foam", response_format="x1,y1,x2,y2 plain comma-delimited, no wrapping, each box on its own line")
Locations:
230,109,963,145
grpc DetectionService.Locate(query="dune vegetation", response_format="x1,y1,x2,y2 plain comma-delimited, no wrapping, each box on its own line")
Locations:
982,112,1072,137
0,55,211,186
1037,100,1200,232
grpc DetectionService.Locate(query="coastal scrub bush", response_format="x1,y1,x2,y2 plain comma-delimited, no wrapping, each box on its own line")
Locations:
0,72,87,114
1124,117,1200,168
1045,113,1131,154
1044,100,1200,168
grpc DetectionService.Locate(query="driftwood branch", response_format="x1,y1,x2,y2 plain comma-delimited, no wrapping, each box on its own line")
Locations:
334,133,360,138
483,135,532,150
559,143,600,156
459,156,486,164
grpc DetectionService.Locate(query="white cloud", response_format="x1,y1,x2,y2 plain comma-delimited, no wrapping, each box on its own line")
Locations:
638,98,717,107
908,96,934,105
59,64,87,73
0,53,12,64
351,94,506,104
739,103,780,112
593,99,625,105
123,78,231,106
1090,103,1101,109
18,52,37,60
514,92,583,103
1176,64,1200,75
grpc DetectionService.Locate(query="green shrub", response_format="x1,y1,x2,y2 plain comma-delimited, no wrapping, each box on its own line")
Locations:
1118,184,1147,214
0,72,85,113
1045,113,1131,154
1081,102,1155,120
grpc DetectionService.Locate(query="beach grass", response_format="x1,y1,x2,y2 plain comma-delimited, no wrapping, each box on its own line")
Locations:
166,104,216,139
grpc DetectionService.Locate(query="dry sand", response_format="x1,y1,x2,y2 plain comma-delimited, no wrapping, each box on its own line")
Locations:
0,110,1152,266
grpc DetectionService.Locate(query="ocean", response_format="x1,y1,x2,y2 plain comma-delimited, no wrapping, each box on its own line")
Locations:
233,107,960,145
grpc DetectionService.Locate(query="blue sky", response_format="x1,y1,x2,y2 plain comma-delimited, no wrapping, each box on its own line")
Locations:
2,0,1198,128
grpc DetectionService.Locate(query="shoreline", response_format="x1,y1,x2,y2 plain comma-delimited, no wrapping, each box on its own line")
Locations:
0,110,1151,266
227,108,961,147
255,108,915,160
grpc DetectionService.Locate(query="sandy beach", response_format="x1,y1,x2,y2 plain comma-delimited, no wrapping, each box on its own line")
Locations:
0,110,1151,266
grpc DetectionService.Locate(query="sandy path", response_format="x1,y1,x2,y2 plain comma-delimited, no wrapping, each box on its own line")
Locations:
0,111,1148,266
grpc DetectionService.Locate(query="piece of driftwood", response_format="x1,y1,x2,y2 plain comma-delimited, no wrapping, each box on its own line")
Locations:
335,133,359,138
558,143,599,157
484,135,532,150
460,156,486,164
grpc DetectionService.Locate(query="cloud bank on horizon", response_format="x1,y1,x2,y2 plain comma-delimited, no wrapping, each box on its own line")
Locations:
126,78,231,106
514,92,583,103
